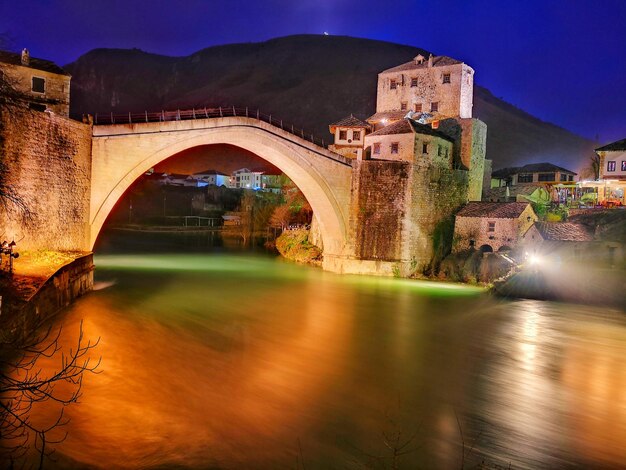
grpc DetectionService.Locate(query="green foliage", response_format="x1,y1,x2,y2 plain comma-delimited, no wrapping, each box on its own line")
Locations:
546,206,568,222
275,229,322,266
426,216,456,276
530,201,549,219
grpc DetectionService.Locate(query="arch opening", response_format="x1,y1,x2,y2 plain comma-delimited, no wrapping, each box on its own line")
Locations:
89,123,351,259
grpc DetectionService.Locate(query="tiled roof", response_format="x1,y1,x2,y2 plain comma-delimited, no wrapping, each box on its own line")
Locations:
368,118,454,141
366,111,406,123
492,162,577,177
381,55,463,74
485,185,543,199
329,114,371,129
456,202,531,219
534,222,594,242
0,50,70,76
596,138,626,152
193,169,227,176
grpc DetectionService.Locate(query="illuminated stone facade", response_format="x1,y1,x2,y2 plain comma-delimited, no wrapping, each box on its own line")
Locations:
373,54,474,123
453,202,537,253
0,49,71,116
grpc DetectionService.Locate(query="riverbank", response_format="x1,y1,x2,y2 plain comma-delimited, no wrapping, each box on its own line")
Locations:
0,250,93,326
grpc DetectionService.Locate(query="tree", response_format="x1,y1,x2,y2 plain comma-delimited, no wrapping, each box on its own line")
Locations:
0,320,100,468
269,204,292,230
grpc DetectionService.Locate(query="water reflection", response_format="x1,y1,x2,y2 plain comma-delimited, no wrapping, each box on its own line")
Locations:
14,254,626,469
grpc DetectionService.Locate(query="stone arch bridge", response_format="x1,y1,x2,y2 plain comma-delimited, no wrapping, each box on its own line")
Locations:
90,109,357,273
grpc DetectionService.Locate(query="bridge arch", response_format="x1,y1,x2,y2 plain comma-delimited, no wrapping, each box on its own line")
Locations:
89,117,354,259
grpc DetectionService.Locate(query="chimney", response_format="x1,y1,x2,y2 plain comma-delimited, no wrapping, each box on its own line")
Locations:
21,48,30,66
428,54,433,68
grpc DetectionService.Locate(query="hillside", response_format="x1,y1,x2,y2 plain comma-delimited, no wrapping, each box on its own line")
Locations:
65,35,596,171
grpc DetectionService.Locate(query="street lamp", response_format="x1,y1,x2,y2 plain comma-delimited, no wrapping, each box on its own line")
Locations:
1,240,19,273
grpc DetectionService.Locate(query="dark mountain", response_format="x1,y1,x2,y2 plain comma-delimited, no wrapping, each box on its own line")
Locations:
65,35,595,171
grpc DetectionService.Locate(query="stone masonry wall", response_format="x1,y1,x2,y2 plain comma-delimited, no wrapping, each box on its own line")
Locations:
460,119,487,201
350,158,468,274
0,104,92,250
405,161,469,272
351,160,410,261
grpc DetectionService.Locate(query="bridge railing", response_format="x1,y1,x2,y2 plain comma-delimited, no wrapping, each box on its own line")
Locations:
87,107,329,149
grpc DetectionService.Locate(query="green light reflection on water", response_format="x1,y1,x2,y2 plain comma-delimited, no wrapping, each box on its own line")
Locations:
95,253,485,298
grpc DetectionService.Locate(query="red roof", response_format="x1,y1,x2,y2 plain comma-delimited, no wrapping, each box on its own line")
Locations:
456,202,531,219
534,222,594,242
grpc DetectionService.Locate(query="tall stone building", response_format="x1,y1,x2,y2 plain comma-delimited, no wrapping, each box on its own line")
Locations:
364,53,486,202
0,48,71,116
331,53,488,274
368,54,474,127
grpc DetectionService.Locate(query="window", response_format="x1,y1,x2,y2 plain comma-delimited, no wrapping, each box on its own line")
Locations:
390,79,397,90
445,147,449,158
569,175,574,181
400,102,407,111
339,130,347,140
538,173,555,181
488,221,496,232
422,142,428,154
622,161,626,171
607,161,616,172
414,103,422,113
560,174,568,181
431,102,439,112
32,76,45,93
352,130,361,140
28,103,46,112
411,77,418,87
391,142,399,154
518,173,533,183
373,143,381,155
438,145,443,157
442,73,451,84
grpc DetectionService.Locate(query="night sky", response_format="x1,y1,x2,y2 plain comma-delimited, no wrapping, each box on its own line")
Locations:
1,0,624,144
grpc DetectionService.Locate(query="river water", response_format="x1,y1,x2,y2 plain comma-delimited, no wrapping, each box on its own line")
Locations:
16,233,626,468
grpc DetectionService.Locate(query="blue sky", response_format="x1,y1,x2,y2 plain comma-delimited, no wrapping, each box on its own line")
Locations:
1,0,624,143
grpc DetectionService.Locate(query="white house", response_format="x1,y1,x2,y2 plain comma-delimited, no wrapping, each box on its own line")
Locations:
192,169,230,187
232,168,264,189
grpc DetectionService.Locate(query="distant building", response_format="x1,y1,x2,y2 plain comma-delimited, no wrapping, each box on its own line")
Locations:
192,169,230,187
491,163,577,188
0,48,71,116
232,168,264,189
453,202,537,253
328,114,372,159
484,185,551,203
159,173,201,187
364,118,454,167
585,138,626,206
520,221,624,265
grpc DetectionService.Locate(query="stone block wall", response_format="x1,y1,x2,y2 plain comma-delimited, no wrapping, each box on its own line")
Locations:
351,160,410,261
349,158,468,275
404,162,470,272
0,105,92,250
460,119,487,201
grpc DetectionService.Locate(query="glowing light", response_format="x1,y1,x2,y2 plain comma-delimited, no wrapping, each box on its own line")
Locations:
528,254,542,266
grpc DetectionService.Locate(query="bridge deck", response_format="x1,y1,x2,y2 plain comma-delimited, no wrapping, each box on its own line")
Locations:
87,107,352,166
